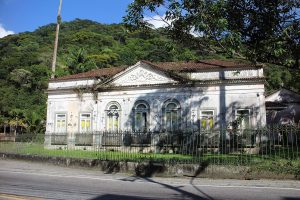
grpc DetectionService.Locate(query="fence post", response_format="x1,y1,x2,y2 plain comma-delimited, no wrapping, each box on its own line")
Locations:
151,132,160,153
219,126,227,153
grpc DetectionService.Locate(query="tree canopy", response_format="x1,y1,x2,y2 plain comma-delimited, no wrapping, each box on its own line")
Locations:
124,0,300,69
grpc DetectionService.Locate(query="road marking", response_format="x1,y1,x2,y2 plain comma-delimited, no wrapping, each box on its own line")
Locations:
0,193,42,200
189,184,300,191
1,170,300,192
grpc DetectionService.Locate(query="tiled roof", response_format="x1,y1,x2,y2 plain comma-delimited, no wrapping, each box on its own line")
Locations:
53,66,127,81
146,60,259,72
53,60,260,81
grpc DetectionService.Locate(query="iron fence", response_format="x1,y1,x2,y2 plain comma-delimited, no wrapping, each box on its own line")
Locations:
0,126,299,166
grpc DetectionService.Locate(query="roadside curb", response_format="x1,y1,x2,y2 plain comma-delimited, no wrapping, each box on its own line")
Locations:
0,152,297,180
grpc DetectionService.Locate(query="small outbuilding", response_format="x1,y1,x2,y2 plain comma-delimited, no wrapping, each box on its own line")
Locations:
265,88,300,126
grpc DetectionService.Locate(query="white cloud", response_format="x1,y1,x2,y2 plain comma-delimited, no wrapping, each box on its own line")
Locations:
143,15,171,29
190,27,204,37
144,15,203,37
0,24,14,38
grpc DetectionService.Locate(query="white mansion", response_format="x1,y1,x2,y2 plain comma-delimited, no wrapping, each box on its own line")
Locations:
45,60,266,146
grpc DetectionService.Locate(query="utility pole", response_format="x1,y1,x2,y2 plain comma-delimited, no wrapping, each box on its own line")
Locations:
51,0,63,79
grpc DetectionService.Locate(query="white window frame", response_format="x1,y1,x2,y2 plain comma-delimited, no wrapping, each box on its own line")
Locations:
199,110,215,131
134,101,149,132
79,113,92,133
163,100,181,132
55,113,67,134
106,102,121,132
235,109,251,129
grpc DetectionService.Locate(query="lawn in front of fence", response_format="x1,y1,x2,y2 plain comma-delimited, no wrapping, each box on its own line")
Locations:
1,126,300,177
1,141,299,176
0,142,194,161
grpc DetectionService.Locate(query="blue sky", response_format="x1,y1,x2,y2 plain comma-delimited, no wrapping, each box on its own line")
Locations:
0,0,133,36
0,0,298,39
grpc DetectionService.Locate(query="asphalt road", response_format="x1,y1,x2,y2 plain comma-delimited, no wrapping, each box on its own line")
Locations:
0,159,300,200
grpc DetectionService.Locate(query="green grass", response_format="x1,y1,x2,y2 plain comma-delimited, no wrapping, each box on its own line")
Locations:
0,142,299,164
0,142,194,161
1,142,300,177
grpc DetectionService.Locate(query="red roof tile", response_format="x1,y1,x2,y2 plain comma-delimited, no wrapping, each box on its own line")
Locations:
53,60,260,81
146,59,259,72
53,66,127,81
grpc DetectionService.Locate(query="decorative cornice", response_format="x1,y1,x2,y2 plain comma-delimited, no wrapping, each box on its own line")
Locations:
47,78,265,94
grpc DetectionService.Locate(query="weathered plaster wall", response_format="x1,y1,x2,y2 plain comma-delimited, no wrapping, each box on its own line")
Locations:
189,68,263,80
46,84,266,135
45,62,266,150
48,79,97,89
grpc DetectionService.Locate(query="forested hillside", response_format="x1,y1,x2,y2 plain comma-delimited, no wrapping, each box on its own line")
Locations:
0,19,199,133
0,18,298,134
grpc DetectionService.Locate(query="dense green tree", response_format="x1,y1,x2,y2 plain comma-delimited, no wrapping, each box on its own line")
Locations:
66,48,97,74
89,48,120,68
265,64,293,92
23,111,45,135
226,0,300,67
9,68,32,88
124,0,300,68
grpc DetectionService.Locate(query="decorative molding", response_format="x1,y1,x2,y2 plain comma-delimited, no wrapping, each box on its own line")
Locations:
113,67,175,86
129,69,165,81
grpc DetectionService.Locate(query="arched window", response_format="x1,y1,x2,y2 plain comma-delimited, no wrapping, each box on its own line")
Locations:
163,99,181,132
134,101,150,132
106,102,121,132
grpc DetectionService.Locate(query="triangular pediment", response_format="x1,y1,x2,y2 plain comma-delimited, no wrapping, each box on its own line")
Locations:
107,61,178,86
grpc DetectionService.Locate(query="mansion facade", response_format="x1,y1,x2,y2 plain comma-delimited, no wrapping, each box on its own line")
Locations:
45,60,266,147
